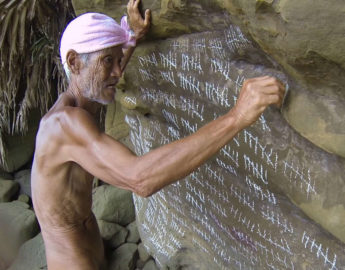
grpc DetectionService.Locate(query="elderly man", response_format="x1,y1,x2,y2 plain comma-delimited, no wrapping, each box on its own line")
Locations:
31,0,285,269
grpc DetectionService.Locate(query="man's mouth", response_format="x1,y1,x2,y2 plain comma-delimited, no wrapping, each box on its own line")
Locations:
106,83,117,89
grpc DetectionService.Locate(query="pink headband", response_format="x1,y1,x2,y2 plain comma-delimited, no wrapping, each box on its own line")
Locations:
60,13,136,64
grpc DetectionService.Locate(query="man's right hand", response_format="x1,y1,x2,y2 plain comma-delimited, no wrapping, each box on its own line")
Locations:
231,76,285,129
127,0,151,40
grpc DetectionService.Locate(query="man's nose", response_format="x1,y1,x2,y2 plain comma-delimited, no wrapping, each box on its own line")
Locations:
111,63,122,77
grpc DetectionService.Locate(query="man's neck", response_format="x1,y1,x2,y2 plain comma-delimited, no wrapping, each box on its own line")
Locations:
66,82,102,116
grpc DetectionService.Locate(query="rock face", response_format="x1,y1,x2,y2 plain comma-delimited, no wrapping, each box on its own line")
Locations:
124,32,345,269
73,0,345,158
218,0,345,159
72,1,345,269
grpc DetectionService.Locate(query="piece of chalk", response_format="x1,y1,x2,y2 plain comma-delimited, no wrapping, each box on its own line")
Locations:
281,83,289,112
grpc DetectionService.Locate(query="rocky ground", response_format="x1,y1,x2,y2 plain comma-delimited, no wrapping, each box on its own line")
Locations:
0,169,159,270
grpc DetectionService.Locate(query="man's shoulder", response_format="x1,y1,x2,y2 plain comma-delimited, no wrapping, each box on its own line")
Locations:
38,104,99,145
44,99,97,125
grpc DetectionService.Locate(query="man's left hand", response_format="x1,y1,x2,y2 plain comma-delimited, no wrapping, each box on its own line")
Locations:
127,0,151,40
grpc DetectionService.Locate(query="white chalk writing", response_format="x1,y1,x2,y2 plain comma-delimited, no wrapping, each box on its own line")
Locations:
159,51,177,70
205,82,231,107
302,231,338,270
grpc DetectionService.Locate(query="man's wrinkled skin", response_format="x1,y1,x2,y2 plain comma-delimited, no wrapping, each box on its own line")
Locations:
31,0,285,269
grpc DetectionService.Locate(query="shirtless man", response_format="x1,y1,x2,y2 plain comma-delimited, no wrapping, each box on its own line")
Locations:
31,0,285,269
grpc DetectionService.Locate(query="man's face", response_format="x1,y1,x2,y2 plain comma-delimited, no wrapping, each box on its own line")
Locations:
79,46,124,104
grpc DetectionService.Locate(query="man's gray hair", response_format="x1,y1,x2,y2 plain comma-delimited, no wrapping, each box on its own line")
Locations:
63,53,90,81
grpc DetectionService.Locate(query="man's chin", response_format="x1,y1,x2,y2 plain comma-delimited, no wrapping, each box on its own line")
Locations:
87,95,114,105
95,97,114,105
84,88,115,105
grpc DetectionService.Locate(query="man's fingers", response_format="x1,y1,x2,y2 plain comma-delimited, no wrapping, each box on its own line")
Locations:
249,76,285,92
251,77,286,100
267,78,285,93
144,9,151,26
260,84,284,96
134,0,140,8
128,0,137,13
255,75,271,81
267,94,282,107
127,0,132,13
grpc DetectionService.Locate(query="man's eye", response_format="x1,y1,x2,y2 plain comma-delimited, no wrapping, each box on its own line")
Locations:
104,56,113,65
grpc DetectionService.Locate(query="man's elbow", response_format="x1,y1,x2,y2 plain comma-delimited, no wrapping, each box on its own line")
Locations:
131,176,156,198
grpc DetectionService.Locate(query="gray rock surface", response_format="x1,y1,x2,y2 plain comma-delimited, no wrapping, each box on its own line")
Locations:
17,194,30,204
126,221,141,243
14,169,32,197
0,201,39,269
0,171,13,180
0,179,19,202
0,111,40,173
72,0,345,159
143,259,159,270
138,242,151,263
92,184,135,226
98,219,129,249
7,233,46,270
109,243,138,270
115,30,345,269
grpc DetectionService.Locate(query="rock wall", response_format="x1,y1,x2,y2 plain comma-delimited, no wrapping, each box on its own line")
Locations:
72,1,345,269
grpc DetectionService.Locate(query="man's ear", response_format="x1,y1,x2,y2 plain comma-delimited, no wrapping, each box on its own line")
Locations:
66,50,81,75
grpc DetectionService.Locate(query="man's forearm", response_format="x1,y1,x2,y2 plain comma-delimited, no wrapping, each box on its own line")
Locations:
121,46,136,72
133,110,244,196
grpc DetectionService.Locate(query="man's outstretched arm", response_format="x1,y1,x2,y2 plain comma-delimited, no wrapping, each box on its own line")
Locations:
121,0,151,72
65,76,285,197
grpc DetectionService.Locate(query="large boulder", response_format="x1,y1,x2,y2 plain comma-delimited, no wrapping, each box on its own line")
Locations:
217,0,345,158
72,0,345,269
72,0,345,159
0,201,39,270
115,28,345,269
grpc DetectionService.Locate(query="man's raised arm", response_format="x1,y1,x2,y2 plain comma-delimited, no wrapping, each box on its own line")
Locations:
67,76,285,197
121,0,151,72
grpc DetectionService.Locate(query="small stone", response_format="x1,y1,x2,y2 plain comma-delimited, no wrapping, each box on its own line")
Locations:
7,233,46,270
14,169,31,198
143,260,159,270
92,185,135,226
138,242,151,263
126,221,140,243
109,243,138,270
17,194,30,204
0,201,39,268
98,220,128,249
0,179,19,202
136,259,146,269
0,171,13,180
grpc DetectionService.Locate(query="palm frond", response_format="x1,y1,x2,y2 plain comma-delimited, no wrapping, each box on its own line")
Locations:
0,0,75,170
